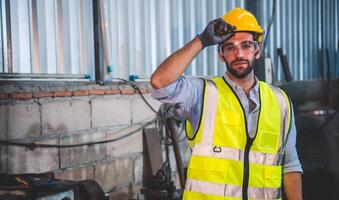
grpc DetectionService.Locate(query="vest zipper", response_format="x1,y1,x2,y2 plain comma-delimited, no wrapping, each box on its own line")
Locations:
242,137,254,200
221,77,261,200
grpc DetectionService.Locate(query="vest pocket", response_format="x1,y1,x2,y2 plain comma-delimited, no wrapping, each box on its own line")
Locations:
257,130,280,153
187,156,229,184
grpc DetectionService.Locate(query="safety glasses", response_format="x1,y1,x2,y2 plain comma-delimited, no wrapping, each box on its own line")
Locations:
219,40,258,55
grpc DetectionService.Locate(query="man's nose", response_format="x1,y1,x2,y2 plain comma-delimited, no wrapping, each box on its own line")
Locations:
234,47,245,57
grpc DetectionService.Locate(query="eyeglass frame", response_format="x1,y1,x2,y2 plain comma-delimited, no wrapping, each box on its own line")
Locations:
218,40,259,55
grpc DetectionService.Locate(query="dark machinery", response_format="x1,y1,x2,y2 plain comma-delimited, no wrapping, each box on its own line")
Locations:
141,105,186,200
141,161,179,200
281,79,339,200
0,172,106,200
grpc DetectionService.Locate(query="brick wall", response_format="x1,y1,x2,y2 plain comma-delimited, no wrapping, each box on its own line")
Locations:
0,81,177,199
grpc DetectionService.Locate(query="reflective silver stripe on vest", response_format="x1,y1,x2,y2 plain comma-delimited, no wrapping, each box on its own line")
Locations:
196,82,286,166
269,86,290,154
192,143,283,166
186,178,281,199
200,81,218,146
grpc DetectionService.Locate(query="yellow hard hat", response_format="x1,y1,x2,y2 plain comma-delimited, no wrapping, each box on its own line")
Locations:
222,7,264,42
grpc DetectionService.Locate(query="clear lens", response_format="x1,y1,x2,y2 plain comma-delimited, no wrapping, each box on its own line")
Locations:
222,41,257,55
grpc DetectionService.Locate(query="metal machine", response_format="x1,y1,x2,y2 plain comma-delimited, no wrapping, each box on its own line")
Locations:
281,79,339,200
0,172,106,200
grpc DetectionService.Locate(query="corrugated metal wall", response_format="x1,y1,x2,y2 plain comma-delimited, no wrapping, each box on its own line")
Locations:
1,0,338,81
104,0,245,79
0,0,245,79
256,0,339,81
0,0,95,76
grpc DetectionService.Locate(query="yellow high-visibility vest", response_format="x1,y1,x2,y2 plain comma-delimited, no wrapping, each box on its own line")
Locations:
184,77,291,200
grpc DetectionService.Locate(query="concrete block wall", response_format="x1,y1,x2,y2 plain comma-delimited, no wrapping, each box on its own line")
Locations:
0,81,169,199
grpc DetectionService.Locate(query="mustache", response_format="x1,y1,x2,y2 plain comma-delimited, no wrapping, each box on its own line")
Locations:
230,59,249,66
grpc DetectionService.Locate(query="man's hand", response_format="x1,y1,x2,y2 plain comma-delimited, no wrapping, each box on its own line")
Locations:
198,18,235,49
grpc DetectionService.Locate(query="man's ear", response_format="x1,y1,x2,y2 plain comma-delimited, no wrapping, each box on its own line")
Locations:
254,50,260,59
255,43,262,59
218,52,225,62
217,47,226,62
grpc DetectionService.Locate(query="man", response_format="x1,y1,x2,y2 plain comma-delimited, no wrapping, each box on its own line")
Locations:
151,7,302,200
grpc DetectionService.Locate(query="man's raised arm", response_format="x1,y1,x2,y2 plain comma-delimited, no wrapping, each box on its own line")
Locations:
150,18,234,89
150,36,202,89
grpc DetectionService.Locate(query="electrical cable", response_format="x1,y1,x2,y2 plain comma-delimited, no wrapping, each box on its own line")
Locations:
104,79,178,146
159,125,172,145
103,78,185,146
0,118,156,149
156,103,189,145
177,123,188,143
127,82,158,113
158,106,175,145
107,78,158,113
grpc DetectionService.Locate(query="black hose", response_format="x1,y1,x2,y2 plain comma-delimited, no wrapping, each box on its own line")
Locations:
0,118,156,149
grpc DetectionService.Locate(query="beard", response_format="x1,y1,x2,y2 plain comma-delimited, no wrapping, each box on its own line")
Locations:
225,58,255,79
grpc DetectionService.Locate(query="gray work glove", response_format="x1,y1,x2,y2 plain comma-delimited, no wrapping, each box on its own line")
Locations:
198,18,236,49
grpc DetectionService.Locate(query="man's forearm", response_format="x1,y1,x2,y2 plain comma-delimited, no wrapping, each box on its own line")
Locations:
150,36,202,89
284,172,303,200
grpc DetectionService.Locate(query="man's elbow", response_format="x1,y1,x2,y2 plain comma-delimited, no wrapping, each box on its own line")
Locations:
150,74,163,89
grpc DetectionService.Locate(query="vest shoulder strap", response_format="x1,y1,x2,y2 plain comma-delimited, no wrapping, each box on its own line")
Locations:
185,78,218,146
265,83,292,143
